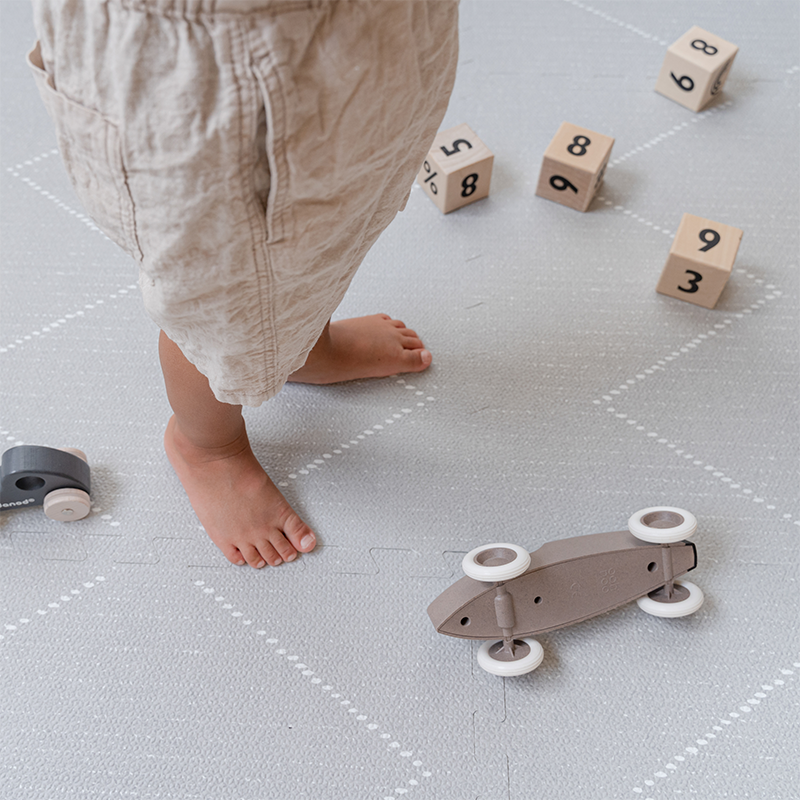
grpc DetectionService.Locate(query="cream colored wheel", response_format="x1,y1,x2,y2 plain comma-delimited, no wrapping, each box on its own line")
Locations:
43,488,91,521
462,543,531,582
637,580,705,618
628,507,697,544
477,638,544,676
58,447,88,463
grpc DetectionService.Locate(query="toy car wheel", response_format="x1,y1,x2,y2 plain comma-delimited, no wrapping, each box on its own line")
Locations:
477,637,544,677
628,507,697,544
637,580,704,618
43,488,91,521
462,543,531,582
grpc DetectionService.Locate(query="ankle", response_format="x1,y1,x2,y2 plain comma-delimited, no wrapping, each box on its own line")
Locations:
167,415,250,464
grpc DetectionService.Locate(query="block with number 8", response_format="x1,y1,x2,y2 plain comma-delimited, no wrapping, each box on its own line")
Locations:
417,123,493,214
656,213,743,309
535,122,614,212
655,26,738,112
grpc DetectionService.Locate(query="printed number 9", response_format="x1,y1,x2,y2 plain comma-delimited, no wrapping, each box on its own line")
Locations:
670,72,695,92
698,229,720,251
549,175,578,194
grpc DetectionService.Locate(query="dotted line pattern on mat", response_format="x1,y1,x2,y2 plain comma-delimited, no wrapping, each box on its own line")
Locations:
631,663,799,798
562,0,668,46
7,149,113,241
276,378,436,489
592,271,795,524
0,575,107,643
0,283,139,356
194,579,432,800
607,101,734,169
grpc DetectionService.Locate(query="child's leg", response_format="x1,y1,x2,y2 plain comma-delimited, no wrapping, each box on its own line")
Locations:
159,331,317,568
160,313,432,567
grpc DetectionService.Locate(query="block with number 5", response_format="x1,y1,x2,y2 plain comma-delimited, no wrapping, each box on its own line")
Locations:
417,123,493,214
656,213,743,309
534,122,614,212
655,26,738,112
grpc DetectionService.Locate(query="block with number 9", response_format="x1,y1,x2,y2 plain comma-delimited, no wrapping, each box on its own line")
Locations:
417,123,493,214
534,122,614,213
655,26,738,112
656,213,743,309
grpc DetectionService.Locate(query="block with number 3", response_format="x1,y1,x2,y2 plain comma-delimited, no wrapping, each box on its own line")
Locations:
535,122,614,212
656,213,743,309
655,26,738,112
417,123,493,214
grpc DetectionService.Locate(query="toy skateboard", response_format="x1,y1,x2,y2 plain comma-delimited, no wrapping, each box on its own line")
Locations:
1,445,92,521
428,507,704,676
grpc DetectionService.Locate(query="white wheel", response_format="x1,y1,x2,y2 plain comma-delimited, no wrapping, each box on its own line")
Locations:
462,543,531,582
477,638,544,677
628,507,697,544
637,580,704,618
58,447,88,463
43,488,91,521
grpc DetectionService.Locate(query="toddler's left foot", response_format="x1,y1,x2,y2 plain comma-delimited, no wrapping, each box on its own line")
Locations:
289,314,431,385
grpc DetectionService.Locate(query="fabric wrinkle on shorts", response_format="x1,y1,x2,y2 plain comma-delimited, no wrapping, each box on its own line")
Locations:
29,0,459,406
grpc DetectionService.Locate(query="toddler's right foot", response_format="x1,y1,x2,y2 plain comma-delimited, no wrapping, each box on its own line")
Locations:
164,416,316,568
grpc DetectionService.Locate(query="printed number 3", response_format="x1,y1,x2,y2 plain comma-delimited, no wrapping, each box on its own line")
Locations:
678,270,703,294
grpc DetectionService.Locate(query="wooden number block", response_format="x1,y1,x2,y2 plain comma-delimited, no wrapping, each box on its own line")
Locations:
534,122,614,212
417,123,493,214
656,213,743,309
655,26,738,112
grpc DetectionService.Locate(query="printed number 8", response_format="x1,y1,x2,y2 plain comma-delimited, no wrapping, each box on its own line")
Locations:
567,135,591,156
461,173,479,198
691,39,718,56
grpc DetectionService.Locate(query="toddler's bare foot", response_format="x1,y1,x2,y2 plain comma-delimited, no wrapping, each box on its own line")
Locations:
289,314,432,385
164,416,316,568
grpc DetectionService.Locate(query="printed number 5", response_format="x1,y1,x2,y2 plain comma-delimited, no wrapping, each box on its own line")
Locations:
678,270,703,294
441,139,473,157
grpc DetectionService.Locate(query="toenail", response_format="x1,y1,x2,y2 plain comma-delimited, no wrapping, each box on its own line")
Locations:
301,534,315,549
255,560,266,569
236,560,245,566
286,552,297,562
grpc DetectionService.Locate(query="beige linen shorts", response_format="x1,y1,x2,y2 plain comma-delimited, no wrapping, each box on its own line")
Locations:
29,0,459,406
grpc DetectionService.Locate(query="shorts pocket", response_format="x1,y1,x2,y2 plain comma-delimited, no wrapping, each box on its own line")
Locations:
252,59,288,244
26,41,143,261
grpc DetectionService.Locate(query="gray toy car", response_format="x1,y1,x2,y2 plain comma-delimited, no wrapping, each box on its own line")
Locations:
1,444,91,521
